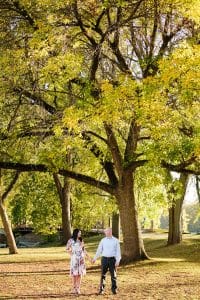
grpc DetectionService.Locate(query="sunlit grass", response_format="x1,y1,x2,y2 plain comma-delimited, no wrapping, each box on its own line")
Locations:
0,246,67,263
144,236,200,263
0,233,200,265
0,233,199,299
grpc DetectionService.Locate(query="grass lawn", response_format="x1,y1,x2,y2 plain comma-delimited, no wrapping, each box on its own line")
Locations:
0,233,200,299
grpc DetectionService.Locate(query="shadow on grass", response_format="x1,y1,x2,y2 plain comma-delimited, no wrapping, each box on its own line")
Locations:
0,291,98,299
0,259,66,265
0,265,100,277
119,258,185,272
0,270,68,276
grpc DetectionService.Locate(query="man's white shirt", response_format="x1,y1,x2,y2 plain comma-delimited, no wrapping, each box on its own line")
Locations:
94,236,121,264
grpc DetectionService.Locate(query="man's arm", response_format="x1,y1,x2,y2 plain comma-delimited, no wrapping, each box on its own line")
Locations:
92,239,103,263
115,239,121,266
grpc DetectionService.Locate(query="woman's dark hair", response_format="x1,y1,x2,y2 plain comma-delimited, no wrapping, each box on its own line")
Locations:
72,228,82,242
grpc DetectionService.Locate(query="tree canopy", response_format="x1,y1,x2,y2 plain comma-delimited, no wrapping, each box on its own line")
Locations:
0,0,199,260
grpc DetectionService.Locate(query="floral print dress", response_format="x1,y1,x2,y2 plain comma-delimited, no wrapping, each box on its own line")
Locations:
66,238,86,276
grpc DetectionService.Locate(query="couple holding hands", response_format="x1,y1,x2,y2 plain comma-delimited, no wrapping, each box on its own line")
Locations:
66,227,121,295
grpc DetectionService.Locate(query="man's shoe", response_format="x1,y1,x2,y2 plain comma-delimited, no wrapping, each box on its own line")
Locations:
99,290,104,295
112,289,117,294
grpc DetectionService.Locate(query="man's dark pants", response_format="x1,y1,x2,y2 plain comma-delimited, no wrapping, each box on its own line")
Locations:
100,257,117,293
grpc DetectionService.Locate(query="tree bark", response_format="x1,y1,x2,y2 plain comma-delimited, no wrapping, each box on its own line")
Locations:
116,170,149,262
0,169,19,254
195,175,200,203
168,173,189,245
53,174,72,244
0,162,115,194
112,212,120,239
150,220,154,232
0,203,18,254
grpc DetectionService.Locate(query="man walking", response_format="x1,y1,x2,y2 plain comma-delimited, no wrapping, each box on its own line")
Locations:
92,227,121,295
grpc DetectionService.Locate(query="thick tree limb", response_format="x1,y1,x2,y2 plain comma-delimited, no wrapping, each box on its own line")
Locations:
0,130,55,141
0,162,115,195
124,159,148,171
53,173,63,200
81,131,118,185
72,0,97,47
0,0,38,30
124,119,140,161
83,130,108,145
104,123,123,176
13,88,56,114
161,157,200,175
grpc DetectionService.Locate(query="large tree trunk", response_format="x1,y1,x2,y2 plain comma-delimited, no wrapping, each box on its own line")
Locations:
61,176,72,244
196,175,200,204
168,173,189,245
116,171,148,263
103,122,149,262
168,202,182,244
0,203,18,254
0,169,19,254
53,174,72,244
112,212,120,239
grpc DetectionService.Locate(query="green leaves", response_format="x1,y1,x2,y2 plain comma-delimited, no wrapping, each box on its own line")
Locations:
10,173,61,234
71,183,117,230
0,0,199,240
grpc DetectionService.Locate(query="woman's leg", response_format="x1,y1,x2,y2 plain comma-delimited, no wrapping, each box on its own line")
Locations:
76,275,81,294
72,276,77,293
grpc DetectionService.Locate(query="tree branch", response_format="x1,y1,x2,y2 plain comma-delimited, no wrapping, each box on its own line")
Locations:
124,119,140,161
104,123,123,176
1,171,20,203
124,159,148,171
161,156,200,175
72,0,97,47
0,130,59,141
13,88,56,114
53,173,63,200
81,131,118,185
83,130,108,144
0,162,115,195
1,0,38,30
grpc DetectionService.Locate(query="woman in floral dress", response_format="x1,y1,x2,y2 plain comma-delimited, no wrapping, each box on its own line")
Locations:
66,228,88,294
